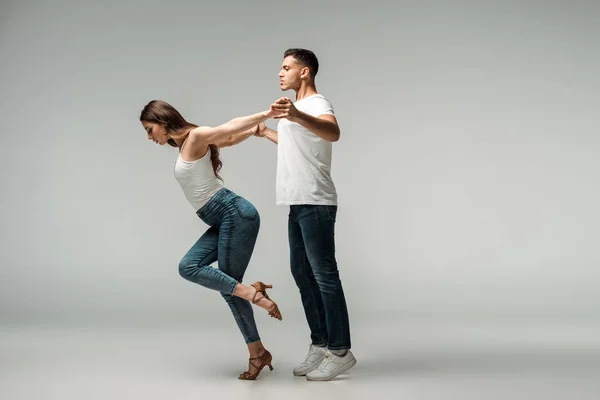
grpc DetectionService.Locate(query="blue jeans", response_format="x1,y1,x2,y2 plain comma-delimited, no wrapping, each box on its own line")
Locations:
178,188,261,344
288,205,351,350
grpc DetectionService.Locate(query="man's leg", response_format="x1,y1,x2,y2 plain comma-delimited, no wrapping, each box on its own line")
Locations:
289,205,329,376
289,206,328,345
298,205,351,350
299,205,355,381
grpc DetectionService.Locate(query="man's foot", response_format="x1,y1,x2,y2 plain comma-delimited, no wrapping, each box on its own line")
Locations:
305,350,356,381
293,344,327,376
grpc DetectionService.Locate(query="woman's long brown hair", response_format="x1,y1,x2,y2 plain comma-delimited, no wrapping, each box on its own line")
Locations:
140,100,222,180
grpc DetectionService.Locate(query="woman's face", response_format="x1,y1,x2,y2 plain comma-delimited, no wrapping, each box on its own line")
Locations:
142,121,169,146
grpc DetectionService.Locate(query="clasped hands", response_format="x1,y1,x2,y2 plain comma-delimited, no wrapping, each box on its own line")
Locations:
255,97,299,137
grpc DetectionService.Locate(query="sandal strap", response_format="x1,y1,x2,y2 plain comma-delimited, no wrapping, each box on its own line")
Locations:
250,284,266,304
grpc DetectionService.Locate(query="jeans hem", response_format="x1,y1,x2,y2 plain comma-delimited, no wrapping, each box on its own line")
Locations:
327,345,351,351
225,280,237,296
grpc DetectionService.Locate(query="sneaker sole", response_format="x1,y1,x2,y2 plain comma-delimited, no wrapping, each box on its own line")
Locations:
305,357,357,381
292,369,310,377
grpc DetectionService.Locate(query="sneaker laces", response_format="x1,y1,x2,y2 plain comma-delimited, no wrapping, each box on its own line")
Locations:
316,352,333,371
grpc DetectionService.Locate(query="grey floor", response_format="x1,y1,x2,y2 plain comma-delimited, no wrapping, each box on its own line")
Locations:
2,313,600,400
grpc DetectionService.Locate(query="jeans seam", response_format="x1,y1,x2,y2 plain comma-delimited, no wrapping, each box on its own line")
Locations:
301,230,327,344
228,297,253,343
224,207,256,342
223,216,233,275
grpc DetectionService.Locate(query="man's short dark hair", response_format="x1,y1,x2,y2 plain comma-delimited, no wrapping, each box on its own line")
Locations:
284,48,319,79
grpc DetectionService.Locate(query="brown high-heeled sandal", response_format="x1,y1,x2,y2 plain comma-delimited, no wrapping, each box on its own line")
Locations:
251,282,282,320
239,350,274,380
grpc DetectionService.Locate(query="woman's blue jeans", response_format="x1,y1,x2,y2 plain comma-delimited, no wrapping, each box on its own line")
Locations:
178,188,261,344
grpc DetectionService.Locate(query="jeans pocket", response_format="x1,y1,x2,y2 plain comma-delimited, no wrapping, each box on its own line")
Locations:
233,197,259,220
324,205,337,222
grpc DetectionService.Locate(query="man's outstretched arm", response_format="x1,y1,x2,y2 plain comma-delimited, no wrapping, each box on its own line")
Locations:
256,124,278,144
271,97,340,142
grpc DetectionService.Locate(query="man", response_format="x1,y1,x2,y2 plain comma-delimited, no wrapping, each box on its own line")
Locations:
257,48,356,381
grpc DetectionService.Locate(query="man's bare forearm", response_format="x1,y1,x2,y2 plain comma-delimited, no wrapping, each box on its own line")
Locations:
262,127,278,144
293,111,340,142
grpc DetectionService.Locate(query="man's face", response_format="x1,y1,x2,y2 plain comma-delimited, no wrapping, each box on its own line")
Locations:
278,56,307,91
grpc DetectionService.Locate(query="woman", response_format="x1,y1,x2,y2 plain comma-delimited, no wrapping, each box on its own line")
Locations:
140,100,282,380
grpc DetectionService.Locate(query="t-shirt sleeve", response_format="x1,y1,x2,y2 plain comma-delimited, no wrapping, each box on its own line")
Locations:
311,97,335,117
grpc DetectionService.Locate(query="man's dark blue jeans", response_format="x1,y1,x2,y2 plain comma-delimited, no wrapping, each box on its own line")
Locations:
288,204,351,351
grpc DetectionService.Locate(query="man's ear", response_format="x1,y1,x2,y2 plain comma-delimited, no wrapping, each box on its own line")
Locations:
300,66,310,79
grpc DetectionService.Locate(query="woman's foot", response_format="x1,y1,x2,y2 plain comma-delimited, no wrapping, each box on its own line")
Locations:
250,282,282,320
239,349,274,380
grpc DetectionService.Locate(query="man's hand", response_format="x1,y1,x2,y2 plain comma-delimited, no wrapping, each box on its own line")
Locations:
254,121,279,144
271,97,300,122
268,97,340,142
254,122,266,137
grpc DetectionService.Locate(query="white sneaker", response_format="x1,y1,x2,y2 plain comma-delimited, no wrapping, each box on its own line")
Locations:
305,350,356,381
293,344,328,376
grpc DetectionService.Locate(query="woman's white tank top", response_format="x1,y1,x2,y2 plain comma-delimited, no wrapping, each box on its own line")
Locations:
173,147,223,211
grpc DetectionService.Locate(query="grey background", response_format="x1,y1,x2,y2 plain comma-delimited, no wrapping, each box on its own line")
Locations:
1,0,599,324
3,1,600,399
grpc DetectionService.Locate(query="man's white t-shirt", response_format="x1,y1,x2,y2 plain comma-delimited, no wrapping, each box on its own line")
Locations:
276,94,338,206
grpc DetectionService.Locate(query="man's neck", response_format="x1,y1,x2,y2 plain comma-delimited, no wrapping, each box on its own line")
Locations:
295,83,318,101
